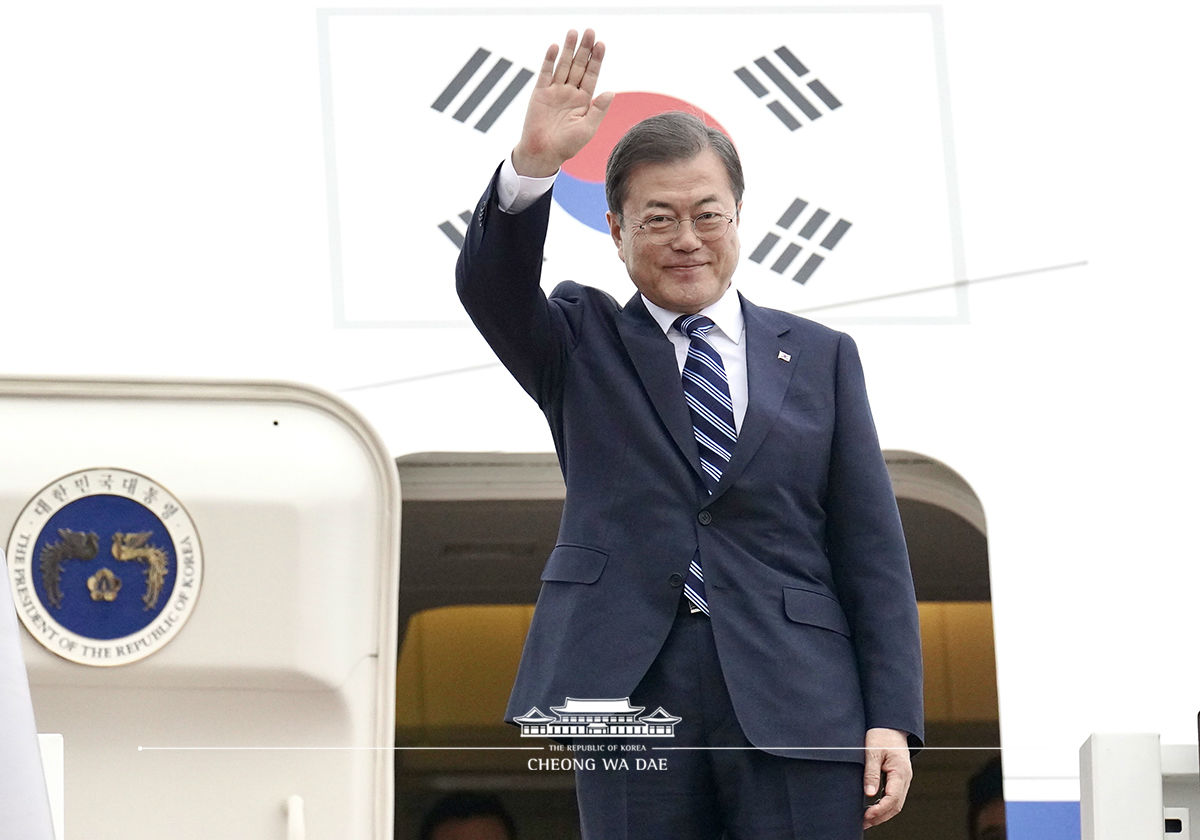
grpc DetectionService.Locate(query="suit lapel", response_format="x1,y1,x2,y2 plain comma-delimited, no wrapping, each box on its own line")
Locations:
710,295,797,501
616,294,705,482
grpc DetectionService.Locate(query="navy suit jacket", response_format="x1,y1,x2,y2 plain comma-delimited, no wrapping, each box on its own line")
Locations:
456,172,924,763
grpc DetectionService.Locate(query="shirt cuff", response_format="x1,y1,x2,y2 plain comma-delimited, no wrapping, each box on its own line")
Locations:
498,153,558,214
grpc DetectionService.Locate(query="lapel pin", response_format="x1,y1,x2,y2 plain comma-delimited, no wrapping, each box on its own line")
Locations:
777,351,791,362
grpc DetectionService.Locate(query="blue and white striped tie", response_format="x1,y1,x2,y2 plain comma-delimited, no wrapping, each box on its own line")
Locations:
675,314,737,616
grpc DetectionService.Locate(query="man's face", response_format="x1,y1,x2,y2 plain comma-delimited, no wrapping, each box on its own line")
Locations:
606,148,741,315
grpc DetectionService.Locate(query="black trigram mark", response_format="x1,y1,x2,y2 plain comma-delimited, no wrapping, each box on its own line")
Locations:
437,210,474,249
734,46,842,131
432,47,534,133
749,198,851,284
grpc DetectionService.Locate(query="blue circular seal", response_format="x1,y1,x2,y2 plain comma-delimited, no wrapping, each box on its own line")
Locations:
6,468,203,666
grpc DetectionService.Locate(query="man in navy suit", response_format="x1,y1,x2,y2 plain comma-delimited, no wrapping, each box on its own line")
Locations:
456,28,923,839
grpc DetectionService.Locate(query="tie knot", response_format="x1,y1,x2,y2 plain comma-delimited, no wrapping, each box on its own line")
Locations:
674,314,716,341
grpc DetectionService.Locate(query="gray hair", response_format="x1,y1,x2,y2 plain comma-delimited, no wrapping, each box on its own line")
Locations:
604,111,744,218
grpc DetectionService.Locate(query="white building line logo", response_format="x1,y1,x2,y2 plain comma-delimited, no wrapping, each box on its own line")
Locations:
515,698,681,738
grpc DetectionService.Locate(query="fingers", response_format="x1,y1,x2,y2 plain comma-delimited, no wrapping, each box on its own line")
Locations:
861,743,912,830
862,749,883,799
566,29,598,88
862,767,909,828
536,42,559,86
551,29,579,84
579,38,605,95
547,28,603,91
591,90,616,116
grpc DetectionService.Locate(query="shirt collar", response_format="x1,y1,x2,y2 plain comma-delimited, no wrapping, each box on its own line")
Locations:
641,286,745,345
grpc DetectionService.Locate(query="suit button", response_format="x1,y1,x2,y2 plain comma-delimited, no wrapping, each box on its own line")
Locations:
697,511,713,525
668,573,684,587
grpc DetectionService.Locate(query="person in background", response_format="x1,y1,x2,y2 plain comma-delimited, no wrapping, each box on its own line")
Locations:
419,791,517,840
967,756,1006,840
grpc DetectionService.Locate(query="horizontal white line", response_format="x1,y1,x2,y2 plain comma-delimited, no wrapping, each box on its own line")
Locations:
796,259,1088,314
651,745,1001,751
137,744,1007,753
137,746,544,752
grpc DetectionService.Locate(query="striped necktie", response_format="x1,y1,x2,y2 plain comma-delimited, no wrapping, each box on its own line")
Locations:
674,314,738,616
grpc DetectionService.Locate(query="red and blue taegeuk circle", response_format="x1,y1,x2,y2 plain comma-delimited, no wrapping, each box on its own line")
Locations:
555,92,732,233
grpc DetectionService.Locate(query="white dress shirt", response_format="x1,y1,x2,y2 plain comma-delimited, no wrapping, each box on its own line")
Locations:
498,154,557,215
496,155,749,431
639,292,747,432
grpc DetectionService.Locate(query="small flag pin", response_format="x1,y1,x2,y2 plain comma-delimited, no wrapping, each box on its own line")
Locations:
777,351,791,362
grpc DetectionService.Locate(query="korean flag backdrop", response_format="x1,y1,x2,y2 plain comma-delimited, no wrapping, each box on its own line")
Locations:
321,9,963,328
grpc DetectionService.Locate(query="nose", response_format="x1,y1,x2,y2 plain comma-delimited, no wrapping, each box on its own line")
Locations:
671,221,703,250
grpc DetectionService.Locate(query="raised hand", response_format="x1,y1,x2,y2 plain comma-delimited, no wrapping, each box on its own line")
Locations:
512,29,614,178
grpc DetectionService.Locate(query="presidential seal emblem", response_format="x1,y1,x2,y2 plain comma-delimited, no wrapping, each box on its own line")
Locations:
5,468,203,666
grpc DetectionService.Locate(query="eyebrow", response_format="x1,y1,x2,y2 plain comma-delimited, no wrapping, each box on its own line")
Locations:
640,195,726,213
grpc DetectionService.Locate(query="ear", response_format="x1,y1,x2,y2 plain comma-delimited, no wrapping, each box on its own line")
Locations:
606,211,627,263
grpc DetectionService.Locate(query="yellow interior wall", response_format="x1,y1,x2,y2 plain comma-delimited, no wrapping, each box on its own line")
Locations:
398,601,998,734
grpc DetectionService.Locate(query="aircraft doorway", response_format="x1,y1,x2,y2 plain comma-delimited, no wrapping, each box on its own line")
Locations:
392,451,999,840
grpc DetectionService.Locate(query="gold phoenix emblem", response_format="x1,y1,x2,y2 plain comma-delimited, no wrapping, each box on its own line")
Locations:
111,532,170,610
40,529,100,608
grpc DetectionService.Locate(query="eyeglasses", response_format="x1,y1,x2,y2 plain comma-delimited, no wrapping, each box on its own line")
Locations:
628,212,735,245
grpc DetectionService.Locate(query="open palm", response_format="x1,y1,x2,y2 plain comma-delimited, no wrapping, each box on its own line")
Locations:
513,29,614,177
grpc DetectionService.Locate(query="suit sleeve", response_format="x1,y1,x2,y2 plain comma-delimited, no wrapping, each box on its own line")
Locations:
455,166,579,409
825,332,925,750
